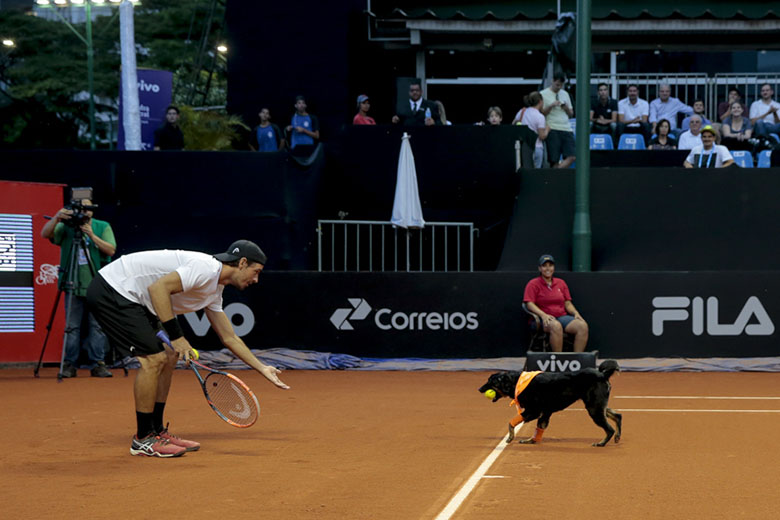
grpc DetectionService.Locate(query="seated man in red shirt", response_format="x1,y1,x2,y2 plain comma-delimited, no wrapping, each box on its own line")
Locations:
523,254,589,352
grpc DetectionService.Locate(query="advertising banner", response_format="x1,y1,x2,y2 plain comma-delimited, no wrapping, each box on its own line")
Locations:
179,272,780,360
117,68,173,150
0,181,66,363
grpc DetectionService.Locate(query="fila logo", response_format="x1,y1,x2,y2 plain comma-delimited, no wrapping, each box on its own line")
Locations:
330,298,372,330
652,296,775,336
536,355,581,372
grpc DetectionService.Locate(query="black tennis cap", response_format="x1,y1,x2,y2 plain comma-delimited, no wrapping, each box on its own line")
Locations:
538,254,555,266
214,240,267,265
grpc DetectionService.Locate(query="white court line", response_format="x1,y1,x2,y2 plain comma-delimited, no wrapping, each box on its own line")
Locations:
616,395,780,400
433,423,522,520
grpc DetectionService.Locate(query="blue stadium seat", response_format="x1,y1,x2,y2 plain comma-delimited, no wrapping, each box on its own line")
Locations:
589,134,614,150
757,150,772,168
617,134,646,150
731,150,753,168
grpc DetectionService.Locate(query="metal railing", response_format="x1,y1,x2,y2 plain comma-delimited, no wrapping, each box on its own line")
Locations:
317,220,476,272
710,73,780,121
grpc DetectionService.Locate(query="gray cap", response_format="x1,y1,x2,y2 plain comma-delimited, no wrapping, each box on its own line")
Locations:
538,254,555,266
214,240,267,265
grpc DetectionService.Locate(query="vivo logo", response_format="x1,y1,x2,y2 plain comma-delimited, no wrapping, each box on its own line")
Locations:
183,303,255,337
652,296,775,336
536,354,581,372
138,79,160,93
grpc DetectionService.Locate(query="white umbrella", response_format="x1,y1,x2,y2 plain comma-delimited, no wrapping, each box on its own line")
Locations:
391,132,425,229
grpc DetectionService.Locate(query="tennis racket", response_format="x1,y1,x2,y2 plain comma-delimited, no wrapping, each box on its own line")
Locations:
156,330,260,428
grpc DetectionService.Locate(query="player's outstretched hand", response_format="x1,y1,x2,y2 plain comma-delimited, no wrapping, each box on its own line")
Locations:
260,364,290,390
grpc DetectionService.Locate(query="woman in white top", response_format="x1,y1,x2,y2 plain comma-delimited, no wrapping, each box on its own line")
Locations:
512,91,550,168
683,125,735,169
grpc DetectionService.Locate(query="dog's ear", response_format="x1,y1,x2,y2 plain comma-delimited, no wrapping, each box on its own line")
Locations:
493,371,519,396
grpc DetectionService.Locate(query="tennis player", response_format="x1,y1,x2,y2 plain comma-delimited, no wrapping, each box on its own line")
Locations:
86,240,289,458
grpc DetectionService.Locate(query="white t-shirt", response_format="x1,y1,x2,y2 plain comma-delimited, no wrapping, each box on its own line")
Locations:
685,145,733,168
677,130,703,150
541,87,573,131
618,97,649,126
517,106,547,149
99,250,225,316
749,99,780,124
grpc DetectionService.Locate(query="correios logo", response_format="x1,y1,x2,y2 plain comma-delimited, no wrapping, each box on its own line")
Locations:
652,296,775,336
330,298,479,331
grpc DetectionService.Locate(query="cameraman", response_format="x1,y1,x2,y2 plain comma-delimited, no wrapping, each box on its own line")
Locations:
41,197,117,378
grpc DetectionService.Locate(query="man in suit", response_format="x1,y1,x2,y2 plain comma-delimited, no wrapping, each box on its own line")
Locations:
392,80,441,126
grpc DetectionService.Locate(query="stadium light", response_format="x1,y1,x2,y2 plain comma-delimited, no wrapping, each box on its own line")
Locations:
216,44,227,53
2,39,14,47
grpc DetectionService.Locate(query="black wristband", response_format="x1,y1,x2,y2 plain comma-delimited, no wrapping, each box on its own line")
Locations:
162,318,184,341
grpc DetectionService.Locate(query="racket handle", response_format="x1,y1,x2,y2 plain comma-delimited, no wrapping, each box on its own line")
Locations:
156,330,199,360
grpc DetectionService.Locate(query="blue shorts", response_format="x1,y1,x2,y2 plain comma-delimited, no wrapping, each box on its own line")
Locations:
530,315,574,330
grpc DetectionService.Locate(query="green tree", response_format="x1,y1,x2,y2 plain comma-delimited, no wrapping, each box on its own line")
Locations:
0,0,228,149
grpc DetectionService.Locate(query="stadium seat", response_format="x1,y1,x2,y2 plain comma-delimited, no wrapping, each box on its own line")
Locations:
617,134,646,150
731,150,753,168
757,150,772,168
589,134,614,150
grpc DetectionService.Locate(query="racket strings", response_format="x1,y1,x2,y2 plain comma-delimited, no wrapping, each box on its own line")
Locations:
204,373,259,426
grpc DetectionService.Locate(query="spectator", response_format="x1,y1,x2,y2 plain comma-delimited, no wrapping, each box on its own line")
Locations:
684,125,734,168
681,99,712,131
678,115,704,150
649,83,693,136
617,84,651,142
40,195,116,378
589,82,617,140
435,100,452,125
721,102,753,151
286,95,320,156
718,88,747,122
648,119,677,150
392,80,440,126
249,108,284,151
153,105,184,150
523,254,589,353
487,106,503,125
541,74,575,169
513,91,549,168
749,83,780,140
353,95,376,125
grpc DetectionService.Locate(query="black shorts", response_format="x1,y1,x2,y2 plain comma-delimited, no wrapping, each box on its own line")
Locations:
546,129,576,163
86,274,165,358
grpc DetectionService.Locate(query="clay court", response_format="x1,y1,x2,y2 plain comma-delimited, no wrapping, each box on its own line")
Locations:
1,366,779,519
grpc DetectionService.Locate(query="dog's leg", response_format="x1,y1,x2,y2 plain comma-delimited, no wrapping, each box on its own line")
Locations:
587,407,615,447
507,414,524,443
518,412,548,444
606,408,622,443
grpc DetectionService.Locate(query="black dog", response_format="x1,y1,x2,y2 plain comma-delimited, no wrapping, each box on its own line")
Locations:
478,360,622,447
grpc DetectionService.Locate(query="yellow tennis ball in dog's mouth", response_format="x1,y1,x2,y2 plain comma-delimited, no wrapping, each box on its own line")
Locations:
484,389,496,400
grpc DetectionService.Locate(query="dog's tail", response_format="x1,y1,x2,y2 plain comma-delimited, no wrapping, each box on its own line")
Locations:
598,359,620,380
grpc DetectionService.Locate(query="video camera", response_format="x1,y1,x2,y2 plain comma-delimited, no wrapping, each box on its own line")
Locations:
63,187,98,228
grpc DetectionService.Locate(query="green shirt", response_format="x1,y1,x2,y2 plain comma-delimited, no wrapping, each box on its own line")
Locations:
541,87,574,132
51,219,116,296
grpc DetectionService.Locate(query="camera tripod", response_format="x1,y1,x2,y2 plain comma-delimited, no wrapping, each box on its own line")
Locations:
33,227,127,380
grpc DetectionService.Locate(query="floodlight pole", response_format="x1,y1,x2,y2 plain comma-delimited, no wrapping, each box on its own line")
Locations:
85,0,96,150
572,0,592,271
53,1,97,150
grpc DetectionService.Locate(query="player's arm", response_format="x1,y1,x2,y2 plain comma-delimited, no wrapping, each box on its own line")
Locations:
148,271,194,359
564,300,583,320
525,301,556,327
205,308,290,389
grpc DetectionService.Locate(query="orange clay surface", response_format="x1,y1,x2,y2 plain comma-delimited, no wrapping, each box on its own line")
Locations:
1,368,779,519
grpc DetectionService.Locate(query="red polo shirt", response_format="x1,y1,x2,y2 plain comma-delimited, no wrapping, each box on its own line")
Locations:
523,276,572,317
